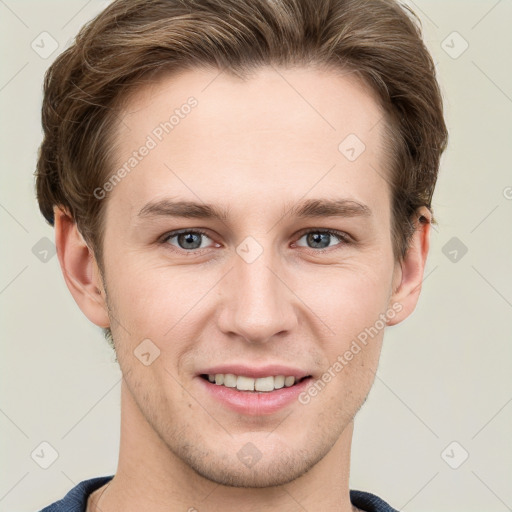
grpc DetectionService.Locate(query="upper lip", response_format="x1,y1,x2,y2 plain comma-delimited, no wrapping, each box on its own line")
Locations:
197,364,311,380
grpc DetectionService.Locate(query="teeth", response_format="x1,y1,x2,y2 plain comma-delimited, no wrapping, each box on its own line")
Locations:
274,375,285,389
206,374,298,392
224,374,237,388
255,376,274,392
237,375,255,391
284,376,295,387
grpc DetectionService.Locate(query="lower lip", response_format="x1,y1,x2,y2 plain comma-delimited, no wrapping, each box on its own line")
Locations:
197,376,311,416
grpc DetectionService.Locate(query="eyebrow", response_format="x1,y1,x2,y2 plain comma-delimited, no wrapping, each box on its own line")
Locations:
286,198,371,219
138,199,232,222
137,197,372,222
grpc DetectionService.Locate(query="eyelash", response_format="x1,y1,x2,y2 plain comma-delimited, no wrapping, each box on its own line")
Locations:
160,228,352,255
293,228,352,253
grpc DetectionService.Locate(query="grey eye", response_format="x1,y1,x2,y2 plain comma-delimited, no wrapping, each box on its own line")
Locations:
296,230,345,250
164,230,213,251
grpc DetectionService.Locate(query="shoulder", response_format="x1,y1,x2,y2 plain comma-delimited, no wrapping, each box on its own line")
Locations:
350,489,399,512
37,475,114,512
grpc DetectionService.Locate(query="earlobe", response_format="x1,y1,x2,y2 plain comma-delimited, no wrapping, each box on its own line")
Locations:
54,206,110,328
387,207,431,326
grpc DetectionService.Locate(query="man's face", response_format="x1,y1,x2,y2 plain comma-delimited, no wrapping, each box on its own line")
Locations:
100,65,401,487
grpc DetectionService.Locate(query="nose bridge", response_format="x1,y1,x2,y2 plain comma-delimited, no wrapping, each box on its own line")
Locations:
218,239,296,343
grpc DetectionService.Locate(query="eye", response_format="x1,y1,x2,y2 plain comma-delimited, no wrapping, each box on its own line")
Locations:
161,229,216,251
294,229,350,251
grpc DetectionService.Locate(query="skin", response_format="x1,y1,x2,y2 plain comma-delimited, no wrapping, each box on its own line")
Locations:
54,65,430,512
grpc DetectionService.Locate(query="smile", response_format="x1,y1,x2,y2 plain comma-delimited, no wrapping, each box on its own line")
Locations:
201,373,310,392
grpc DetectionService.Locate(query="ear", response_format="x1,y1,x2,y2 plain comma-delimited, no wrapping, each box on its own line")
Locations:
54,206,110,328
387,206,431,326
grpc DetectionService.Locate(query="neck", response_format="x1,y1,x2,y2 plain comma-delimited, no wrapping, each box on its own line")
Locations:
88,380,359,512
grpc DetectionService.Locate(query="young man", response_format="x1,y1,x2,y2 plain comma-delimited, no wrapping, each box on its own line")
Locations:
35,0,448,510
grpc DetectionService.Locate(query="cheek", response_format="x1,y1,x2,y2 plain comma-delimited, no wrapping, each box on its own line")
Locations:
309,262,393,325
105,263,222,379
107,261,204,333
305,266,392,382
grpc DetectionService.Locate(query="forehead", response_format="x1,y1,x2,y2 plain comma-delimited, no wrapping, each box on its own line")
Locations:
107,65,389,225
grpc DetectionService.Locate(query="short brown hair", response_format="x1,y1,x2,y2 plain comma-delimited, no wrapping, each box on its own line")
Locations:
35,0,448,337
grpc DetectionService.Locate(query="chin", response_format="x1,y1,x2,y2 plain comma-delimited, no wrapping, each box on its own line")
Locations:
185,452,316,488
169,432,334,489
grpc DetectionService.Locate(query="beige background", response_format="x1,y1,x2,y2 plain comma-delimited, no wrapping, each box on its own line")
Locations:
1,1,511,511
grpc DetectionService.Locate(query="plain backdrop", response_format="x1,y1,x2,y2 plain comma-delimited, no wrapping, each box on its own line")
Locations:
1,1,511,511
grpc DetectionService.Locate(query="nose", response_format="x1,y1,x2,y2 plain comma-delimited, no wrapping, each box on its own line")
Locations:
216,246,298,344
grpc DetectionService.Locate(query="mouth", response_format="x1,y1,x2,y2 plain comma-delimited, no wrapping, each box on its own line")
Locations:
199,373,312,393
